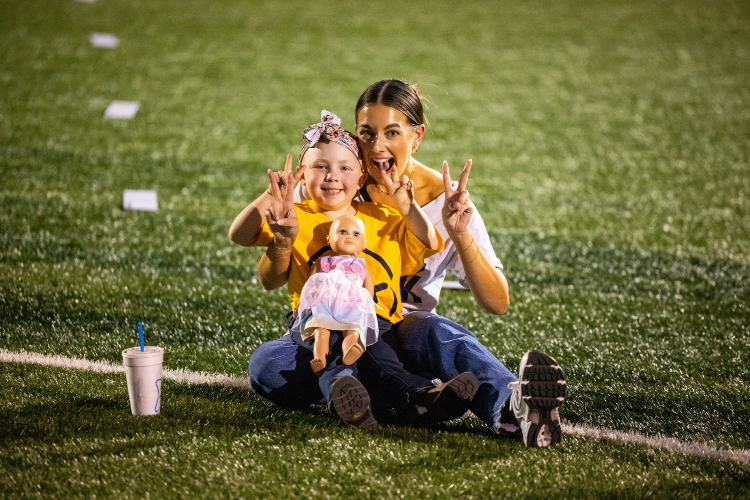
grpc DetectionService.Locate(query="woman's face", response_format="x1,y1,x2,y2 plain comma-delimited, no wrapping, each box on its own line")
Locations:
356,104,424,180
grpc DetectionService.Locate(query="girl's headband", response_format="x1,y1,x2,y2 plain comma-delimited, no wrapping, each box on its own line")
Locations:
299,110,362,166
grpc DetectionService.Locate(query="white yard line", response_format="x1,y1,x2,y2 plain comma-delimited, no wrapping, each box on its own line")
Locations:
0,348,250,389
563,423,750,465
1,349,748,466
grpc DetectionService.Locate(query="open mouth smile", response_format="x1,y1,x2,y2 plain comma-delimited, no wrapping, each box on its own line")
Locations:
371,158,395,173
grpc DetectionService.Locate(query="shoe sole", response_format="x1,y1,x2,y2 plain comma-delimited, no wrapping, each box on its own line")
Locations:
417,372,480,426
520,351,566,447
330,375,378,429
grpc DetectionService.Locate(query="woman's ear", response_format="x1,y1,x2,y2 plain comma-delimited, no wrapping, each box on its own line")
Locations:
412,123,426,151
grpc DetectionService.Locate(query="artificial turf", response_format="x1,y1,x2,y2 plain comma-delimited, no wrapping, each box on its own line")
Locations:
1,0,749,498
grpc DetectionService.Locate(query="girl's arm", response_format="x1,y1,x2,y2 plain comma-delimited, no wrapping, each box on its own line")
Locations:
252,165,301,291
228,154,297,247
442,160,509,315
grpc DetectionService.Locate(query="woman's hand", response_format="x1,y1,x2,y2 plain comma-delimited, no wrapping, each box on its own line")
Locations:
265,168,298,248
442,160,474,236
365,167,415,216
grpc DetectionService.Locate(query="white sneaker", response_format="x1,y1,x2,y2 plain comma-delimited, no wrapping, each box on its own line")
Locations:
508,350,566,447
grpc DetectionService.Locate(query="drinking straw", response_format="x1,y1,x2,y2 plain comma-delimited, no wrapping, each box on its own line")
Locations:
138,322,144,352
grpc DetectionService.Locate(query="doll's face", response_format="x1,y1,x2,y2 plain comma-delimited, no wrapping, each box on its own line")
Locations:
327,215,366,256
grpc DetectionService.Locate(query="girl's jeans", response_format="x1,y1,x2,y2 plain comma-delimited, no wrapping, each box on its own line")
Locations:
249,315,436,416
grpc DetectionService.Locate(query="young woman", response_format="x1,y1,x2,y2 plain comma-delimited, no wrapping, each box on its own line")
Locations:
351,79,567,447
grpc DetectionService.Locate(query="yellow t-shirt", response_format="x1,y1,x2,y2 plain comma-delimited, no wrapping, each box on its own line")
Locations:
253,200,443,324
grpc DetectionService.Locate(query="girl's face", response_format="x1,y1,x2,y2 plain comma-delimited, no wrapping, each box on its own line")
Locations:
327,215,366,255
300,140,367,213
356,104,425,179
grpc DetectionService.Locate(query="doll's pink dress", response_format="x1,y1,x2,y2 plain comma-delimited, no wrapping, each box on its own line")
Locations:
294,256,379,346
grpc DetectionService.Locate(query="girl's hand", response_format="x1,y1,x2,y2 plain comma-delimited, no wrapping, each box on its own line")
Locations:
365,167,415,216
265,169,298,248
267,154,307,200
442,160,474,236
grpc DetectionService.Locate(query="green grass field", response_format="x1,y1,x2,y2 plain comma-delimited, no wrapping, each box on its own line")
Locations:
2,0,749,497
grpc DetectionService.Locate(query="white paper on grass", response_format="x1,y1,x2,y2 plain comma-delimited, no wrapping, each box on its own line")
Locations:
441,280,467,290
90,33,119,48
123,190,158,212
104,101,139,119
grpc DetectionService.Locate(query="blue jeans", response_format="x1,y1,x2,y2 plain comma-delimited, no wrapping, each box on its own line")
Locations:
249,315,436,415
394,311,517,433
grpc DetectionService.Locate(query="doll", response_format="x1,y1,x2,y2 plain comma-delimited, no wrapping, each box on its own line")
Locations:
293,214,379,375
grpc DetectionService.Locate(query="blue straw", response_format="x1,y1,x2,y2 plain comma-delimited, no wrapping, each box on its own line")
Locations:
138,322,144,352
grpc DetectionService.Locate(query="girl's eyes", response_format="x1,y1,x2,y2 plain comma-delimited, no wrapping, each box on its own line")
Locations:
339,230,347,235
353,231,361,237
386,130,399,138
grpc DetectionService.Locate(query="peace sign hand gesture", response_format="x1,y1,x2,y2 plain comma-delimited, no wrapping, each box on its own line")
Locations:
265,156,304,249
266,153,307,201
365,166,415,216
442,160,474,236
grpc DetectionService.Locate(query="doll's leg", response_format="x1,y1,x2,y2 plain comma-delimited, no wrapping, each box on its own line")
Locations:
310,328,331,376
341,330,365,365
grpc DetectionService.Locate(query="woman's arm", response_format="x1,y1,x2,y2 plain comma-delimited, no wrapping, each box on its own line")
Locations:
442,160,509,315
365,168,440,251
451,230,509,315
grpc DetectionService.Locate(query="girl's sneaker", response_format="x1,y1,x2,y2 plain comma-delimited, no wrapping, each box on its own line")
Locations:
330,375,379,429
508,351,566,447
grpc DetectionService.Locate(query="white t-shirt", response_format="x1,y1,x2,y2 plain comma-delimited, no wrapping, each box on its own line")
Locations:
294,183,503,314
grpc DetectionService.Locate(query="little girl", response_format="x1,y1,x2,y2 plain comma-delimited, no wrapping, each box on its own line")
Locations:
294,214,378,376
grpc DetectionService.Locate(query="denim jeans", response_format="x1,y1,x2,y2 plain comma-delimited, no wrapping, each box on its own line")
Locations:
394,311,518,433
248,315,436,415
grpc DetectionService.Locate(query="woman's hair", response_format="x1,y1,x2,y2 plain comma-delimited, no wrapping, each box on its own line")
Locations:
355,79,424,127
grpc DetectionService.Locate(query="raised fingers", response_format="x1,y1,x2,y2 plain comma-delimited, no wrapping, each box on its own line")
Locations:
441,161,452,192
283,153,293,175
456,159,472,192
283,171,295,202
267,169,282,199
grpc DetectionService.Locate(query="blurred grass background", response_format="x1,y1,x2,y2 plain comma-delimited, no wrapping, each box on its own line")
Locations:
1,0,749,497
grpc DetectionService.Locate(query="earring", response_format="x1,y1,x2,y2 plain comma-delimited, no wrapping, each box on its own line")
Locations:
412,144,419,154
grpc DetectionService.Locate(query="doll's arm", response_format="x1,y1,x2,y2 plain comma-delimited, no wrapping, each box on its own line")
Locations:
363,269,375,299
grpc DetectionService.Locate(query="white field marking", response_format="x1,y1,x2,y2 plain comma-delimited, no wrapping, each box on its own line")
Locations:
0,349,250,389
562,424,750,465
1,349,748,465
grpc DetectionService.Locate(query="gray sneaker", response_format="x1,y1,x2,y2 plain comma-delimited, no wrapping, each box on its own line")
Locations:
408,372,480,427
508,351,566,447
330,375,378,429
